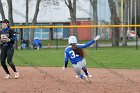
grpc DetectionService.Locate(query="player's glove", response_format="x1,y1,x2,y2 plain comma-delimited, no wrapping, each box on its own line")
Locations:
1,34,10,42
94,35,101,41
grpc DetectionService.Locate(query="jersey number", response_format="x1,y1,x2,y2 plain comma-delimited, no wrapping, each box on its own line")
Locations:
69,51,79,58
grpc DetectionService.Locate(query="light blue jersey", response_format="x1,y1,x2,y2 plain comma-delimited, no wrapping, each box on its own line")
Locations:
64,40,96,66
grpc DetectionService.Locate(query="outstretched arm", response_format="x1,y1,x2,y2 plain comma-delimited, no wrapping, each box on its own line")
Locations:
77,35,100,49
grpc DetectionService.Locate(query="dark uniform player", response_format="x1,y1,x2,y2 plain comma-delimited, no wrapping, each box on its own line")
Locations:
0,19,19,79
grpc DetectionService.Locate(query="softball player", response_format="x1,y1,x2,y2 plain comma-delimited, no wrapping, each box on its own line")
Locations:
0,19,19,79
63,35,100,80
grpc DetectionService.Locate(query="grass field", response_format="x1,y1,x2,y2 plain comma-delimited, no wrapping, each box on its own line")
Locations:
40,39,137,46
13,47,140,70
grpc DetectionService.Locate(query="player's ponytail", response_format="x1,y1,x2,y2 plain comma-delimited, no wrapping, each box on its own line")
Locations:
72,44,85,57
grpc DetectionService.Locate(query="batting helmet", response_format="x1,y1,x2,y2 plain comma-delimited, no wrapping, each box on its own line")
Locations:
68,36,77,44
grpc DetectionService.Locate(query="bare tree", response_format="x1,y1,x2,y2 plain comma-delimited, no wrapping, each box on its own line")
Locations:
122,0,128,46
108,0,120,46
7,0,14,26
64,0,78,39
89,0,98,27
26,0,29,48
26,0,29,25
26,0,29,30
0,0,5,19
89,0,98,48
118,0,129,46
30,0,41,47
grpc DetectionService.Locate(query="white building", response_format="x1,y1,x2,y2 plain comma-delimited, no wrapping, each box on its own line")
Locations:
0,0,111,39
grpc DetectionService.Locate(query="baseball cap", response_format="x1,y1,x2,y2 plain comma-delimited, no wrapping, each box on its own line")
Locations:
68,36,77,44
0,19,9,23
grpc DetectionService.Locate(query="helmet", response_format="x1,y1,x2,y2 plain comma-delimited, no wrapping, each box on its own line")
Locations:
68,36,77,44
35,37,38,39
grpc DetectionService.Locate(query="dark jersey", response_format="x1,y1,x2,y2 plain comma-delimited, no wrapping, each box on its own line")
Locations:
0,26,16,46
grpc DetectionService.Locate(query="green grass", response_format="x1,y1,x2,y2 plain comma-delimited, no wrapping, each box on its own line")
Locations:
13,47,140,69
14,49,64,67
86,48,140,69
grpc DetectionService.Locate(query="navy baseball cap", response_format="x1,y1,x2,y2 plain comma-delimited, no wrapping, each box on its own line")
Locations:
0,19,9,23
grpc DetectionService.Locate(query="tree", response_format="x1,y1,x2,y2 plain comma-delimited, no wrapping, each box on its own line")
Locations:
64,0,78,39
26,0,29,48
122,0,128,46
0,0,5,19
89,0,98,48
89,0,98,27
7,0,14,26
30,0,41,47
108,0,120,46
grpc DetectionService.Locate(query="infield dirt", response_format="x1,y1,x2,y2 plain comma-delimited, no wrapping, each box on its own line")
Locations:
0,67,139,93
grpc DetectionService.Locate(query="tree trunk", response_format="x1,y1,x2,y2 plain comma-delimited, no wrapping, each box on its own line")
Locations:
30,0,41,47
93,0,98,28
26,0,31,48
72,0,78,38
26,0,29,48
90,0,98,25
108,0,120,46
122,0,128,46
64,0,78,40
49,28,53,40
90,0,98,49
0,0,5,19
7,0,14,26
90,0,98,38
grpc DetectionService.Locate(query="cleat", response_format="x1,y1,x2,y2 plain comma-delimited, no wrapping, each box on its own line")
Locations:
87,75,92,78
83,75,89,81
75,75,79,78
84,75,92,83
4,74,10,79
15,72,19,79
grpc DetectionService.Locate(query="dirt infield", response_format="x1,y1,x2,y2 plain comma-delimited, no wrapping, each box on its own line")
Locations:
0,67,140,93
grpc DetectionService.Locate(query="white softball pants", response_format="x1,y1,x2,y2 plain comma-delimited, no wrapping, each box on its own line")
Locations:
72,59,86,76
